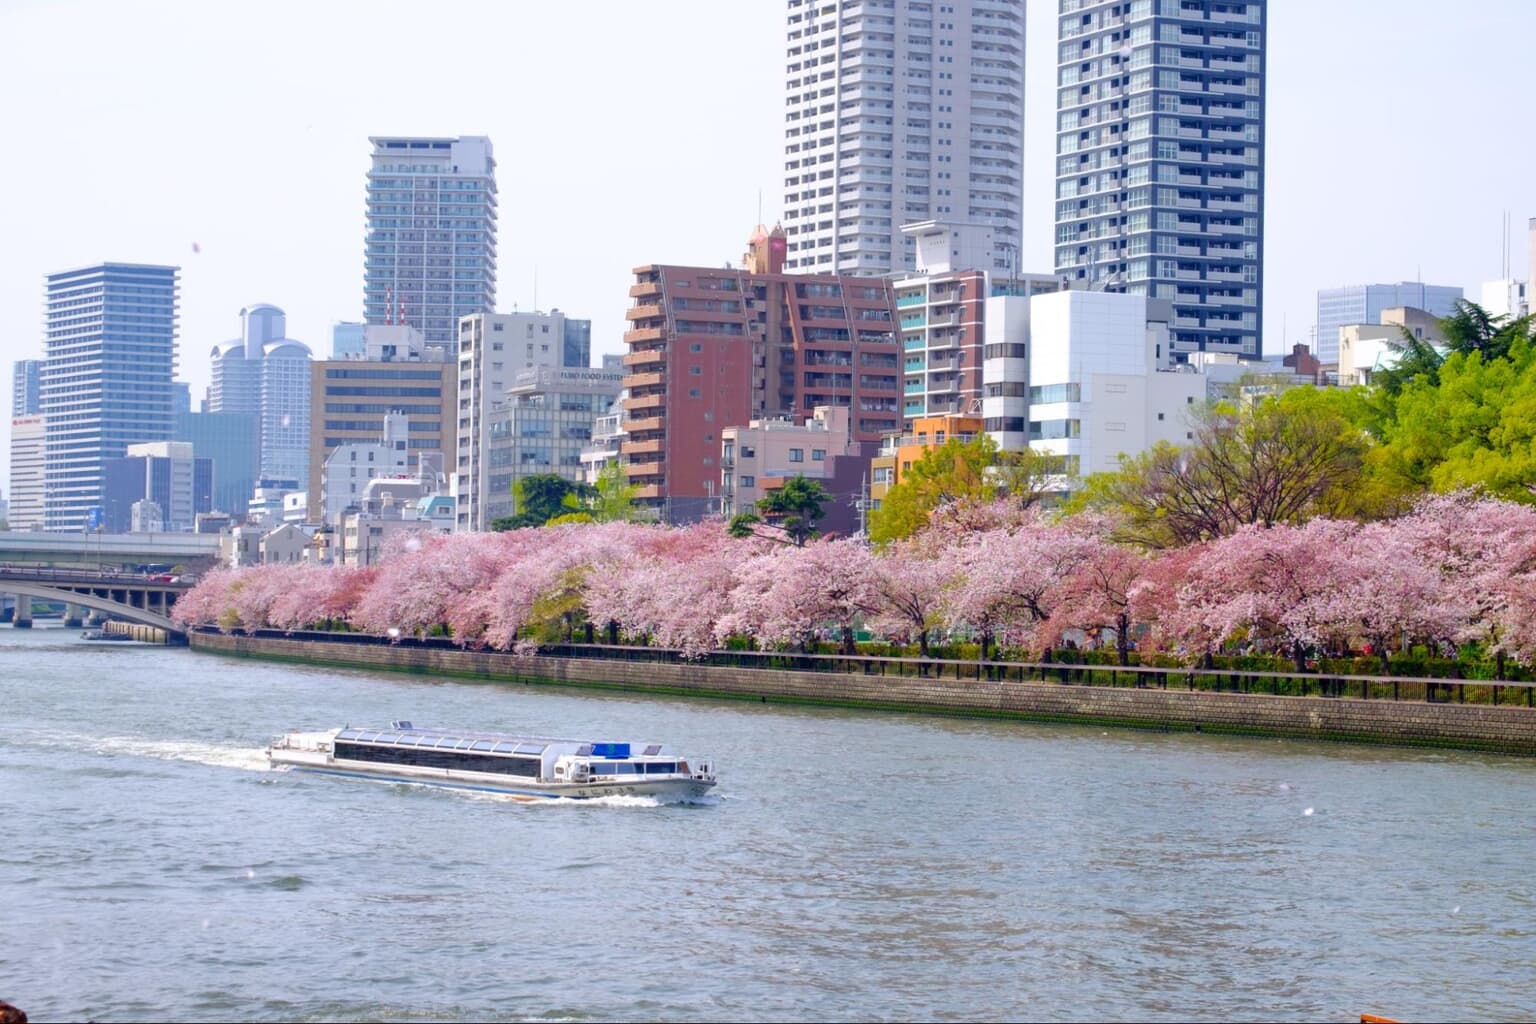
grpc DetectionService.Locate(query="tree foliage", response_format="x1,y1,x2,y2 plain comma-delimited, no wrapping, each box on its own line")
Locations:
491,473,594,531
728,474,829,546
1070,393,1370,548
869,433,1001,544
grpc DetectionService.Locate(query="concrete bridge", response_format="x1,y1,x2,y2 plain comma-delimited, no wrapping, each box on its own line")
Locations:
0,531,223,570
0,565,197,635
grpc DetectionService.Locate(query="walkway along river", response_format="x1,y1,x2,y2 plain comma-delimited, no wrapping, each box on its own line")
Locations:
190,628,1536,756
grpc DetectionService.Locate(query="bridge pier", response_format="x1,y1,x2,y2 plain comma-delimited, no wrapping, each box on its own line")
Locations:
12,595,31,629
63,603,84,629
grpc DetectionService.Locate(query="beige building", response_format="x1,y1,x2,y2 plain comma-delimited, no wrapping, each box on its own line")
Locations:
307,326,455,525
722,406,874,538
1337,306,1445,386
7,414,44,531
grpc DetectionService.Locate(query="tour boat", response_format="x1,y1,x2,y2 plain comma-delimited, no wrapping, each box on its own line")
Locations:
266,721,716,801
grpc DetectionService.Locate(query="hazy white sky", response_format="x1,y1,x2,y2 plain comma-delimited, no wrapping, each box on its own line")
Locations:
2,0,1533,488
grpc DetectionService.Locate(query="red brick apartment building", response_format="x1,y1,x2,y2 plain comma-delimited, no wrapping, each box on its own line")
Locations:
622,226,901,522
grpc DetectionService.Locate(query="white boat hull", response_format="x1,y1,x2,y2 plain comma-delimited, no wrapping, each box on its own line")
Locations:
268,747,715,802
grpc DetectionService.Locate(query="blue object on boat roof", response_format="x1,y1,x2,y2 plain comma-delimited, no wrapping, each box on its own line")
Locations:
590,742,630,758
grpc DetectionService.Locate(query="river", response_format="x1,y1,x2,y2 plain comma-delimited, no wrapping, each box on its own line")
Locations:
1,624,1532,1022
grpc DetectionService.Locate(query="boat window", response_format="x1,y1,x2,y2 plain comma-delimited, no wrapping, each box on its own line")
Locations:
472,740,494,752
575,745,593,756
515,743,546,755
643,745,662,756
644,762,678,774
333,742,540,778
493,742,517,753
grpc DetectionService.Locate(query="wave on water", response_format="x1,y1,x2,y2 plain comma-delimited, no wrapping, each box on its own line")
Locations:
24,730,269,772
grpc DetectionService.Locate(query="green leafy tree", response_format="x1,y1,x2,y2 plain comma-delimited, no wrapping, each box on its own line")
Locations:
1068,391,1371,548
728,474,829,546
581,462,645,523
491,473,592,531
1374,337,1536,503
868,433,1000,545
1376,299,1534,396
992,445,1072,510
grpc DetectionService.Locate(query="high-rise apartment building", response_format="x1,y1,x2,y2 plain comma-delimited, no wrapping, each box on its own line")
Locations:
41,263,179,532
1054,0,1266,360
363,136,497,355
1314,282,1463,364
208,304,312,490
781,0,1025,276
622,226,902,522
12,360,41,417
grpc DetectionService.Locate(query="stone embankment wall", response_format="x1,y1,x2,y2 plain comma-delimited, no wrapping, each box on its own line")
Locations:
190,632,1536,756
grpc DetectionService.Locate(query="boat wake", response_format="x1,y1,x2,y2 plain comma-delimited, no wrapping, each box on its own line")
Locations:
452,789,721,809
26,730,269,772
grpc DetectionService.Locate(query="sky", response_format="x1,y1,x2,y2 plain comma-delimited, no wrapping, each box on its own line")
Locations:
1,0,1533,489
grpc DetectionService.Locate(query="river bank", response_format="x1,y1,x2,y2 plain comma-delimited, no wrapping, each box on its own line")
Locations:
189,629,1536,755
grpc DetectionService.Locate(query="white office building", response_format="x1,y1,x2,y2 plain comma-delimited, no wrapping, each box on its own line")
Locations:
781,0,1025,276
7,414,45,531
1023,290,1205,479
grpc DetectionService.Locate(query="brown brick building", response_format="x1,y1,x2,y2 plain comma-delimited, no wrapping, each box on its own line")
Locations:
622,225,901,521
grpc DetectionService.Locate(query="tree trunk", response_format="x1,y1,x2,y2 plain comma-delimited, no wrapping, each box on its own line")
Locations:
1116,613,1131,667
1293,639,1307,674
918,629,930,659
607,621,619,645
585,622,595,645
842,622,856,656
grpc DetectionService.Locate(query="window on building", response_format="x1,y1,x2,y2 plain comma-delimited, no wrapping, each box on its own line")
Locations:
741,446,756,459
789,448,804,462
812,449,825,461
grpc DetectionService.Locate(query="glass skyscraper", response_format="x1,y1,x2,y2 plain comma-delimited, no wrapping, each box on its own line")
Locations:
41,263,179,532
1314,282,1464,364
363,136,497,355
1054,0,1265,359
12,359,41,417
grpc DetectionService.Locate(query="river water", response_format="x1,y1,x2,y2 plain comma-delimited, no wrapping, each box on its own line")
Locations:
2,624,1533,1023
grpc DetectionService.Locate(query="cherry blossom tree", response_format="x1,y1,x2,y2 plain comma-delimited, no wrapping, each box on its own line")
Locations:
169,569,239,629
585,520,754,657
721,538,881,654
866,533,960,657
351,530,517,639
1042,516,1147,665
1171,519,1360,671
265,564,377,633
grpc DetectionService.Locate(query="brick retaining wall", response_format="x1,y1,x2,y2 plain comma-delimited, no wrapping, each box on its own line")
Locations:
190,631,1536,756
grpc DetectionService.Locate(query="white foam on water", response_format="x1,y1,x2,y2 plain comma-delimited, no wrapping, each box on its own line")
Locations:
29,730,270,772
